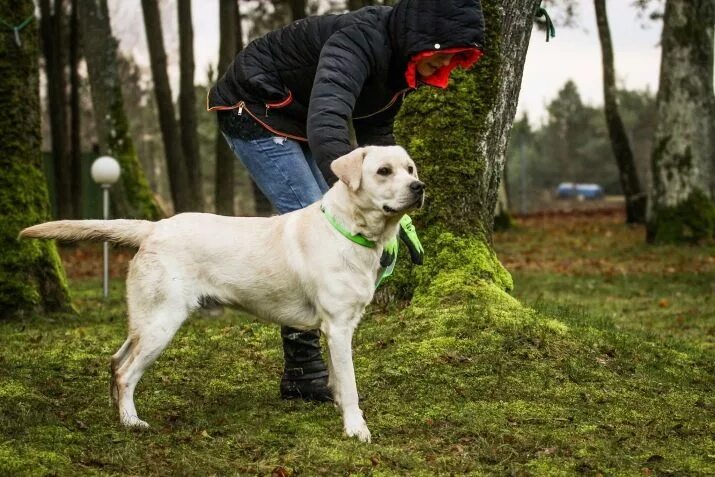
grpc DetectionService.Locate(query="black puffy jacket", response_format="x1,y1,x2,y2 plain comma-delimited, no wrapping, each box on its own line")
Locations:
208,0,485,183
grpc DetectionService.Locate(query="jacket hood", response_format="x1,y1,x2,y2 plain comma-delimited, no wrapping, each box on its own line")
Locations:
388,0,485,62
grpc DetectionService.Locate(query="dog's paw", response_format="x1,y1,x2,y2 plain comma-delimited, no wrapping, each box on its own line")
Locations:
121,414,150,429
344,415,371,443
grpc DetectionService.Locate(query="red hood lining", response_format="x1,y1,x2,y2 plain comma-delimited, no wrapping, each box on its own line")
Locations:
405,47,483,89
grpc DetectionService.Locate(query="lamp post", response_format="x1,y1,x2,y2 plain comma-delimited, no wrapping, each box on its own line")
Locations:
90,156,121,298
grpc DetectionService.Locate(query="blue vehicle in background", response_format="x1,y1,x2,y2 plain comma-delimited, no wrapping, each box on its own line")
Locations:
556,182,605,200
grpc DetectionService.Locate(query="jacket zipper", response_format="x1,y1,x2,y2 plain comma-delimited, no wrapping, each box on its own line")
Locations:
237,101,308,142
353,88,412,120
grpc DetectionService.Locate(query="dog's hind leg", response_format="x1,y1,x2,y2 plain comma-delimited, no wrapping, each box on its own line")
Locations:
114,253,192,428
110,337,133,406
113,303,189,428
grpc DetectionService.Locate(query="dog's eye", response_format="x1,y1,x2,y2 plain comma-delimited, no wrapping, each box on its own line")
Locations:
377,167,392,176
408,166,414,174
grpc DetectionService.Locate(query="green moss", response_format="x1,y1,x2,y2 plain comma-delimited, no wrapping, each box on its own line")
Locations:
647,189,715,244
0,1,72,318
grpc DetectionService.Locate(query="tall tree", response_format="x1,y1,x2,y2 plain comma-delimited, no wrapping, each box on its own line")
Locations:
289,0,307,20
39,0,73,218
594,0,646,223
348,0,376,10
177,0,203,210
141,0,195,213
647,0,715,243
214,0,262,216
78,0,162,220
0,0,72,317
392,0,541,301
69,0,82,217
215,0,240,216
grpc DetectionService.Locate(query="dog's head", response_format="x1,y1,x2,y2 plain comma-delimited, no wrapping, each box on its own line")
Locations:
330,146,424,216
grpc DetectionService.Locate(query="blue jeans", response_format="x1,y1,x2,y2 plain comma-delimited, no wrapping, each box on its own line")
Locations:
223,134,329,214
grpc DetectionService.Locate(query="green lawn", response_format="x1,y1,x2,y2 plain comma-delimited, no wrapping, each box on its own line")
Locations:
1,213,714,476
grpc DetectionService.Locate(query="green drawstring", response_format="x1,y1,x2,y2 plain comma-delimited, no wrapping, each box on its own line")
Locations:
535,4,556,42
0,14,34,47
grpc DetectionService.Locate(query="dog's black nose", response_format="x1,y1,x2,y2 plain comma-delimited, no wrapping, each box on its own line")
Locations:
410,181,425,193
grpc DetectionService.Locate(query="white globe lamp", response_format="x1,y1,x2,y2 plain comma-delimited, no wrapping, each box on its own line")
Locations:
90,156,121,299
91,156,121,185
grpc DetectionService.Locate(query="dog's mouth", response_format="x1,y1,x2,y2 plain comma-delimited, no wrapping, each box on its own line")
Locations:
383,197,423,214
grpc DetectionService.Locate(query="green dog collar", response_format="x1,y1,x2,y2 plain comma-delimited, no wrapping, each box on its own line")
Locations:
320,204,399,288
320,204,376,248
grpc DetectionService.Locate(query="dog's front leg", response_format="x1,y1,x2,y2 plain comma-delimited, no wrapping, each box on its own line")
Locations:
322,322,370,443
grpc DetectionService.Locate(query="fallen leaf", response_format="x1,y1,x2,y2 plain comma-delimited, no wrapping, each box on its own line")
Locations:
271,466,289,477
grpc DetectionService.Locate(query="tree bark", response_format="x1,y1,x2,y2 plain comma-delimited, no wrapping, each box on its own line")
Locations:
0,0,72,318
178,0,203,210
289,0,307,20
391,0,539,300
348,0,376,10
39,0,73,219
141,0,194,213
215,0,240,216
594,0,646,224
647,0,715,243
78,0,162,220
69,0,82,217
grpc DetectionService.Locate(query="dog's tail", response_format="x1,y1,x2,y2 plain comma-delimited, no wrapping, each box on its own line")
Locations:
20,220,155,247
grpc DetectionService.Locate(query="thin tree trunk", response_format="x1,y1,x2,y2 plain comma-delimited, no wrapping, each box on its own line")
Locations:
647,0,715,243
0,0,72,318
178,0,203,210
39,0,73,219
69,0,82,217
215,0,258,216
594,0,646,224
348,0,375,10
78,0,162,220
290,0,307,19
215,0,239,216
141,0,194,213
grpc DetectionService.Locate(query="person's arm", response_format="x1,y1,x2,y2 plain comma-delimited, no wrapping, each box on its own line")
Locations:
307,25,382,185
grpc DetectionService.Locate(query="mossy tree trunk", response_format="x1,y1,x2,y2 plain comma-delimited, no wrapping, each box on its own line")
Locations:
595,0,646,224
78,0,162,220
393,0,540,300
646,0,715,243
0,0,72,318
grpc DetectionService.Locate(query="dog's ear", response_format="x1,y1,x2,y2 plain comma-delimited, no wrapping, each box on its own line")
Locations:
331,148,366,192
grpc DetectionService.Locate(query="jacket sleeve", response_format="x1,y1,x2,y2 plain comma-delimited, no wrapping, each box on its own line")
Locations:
307,25,382,185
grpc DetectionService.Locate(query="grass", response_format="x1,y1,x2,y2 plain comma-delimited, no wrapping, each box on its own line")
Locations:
1,211,714,476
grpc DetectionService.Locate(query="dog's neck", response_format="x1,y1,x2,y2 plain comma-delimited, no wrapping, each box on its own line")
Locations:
321,182,401,247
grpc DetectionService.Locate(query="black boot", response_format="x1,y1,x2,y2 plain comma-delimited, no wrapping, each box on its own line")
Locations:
280,326,333,402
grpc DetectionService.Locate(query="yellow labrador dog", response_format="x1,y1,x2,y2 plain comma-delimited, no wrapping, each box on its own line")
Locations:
21,145,424,443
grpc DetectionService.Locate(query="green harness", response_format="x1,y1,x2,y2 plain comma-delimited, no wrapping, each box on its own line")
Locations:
320,205,399,288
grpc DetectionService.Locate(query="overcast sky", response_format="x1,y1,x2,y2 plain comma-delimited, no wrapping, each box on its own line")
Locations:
111,0,664,126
